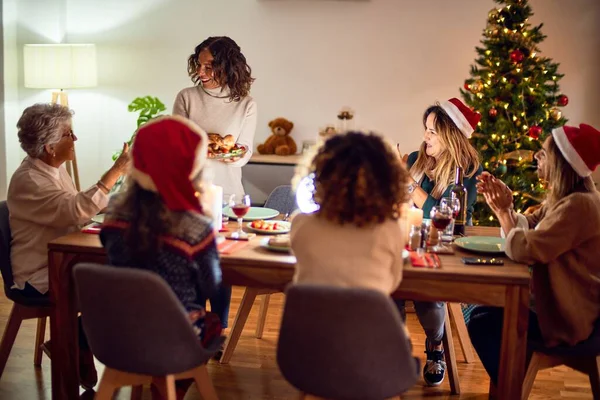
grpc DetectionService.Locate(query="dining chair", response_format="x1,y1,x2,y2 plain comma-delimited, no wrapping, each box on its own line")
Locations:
0,201,51,380
522,321,600,399
73,263,224,400
254,185,297,339
277,284,420,400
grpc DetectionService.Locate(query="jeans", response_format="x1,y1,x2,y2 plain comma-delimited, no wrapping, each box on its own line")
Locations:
394,300,446,344
467,306,542,385
206,285,232,329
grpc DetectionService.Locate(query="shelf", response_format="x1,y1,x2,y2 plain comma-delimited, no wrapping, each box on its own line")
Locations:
247,154,302,166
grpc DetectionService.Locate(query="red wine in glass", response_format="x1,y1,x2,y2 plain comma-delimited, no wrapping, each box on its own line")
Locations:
231,205,250,218
432,214,452,230
452,209,460,219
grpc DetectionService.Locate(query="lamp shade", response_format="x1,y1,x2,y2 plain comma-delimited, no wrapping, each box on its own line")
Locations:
24,44,97,89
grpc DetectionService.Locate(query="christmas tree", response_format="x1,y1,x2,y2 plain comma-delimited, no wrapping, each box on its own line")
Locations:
460,0,568,226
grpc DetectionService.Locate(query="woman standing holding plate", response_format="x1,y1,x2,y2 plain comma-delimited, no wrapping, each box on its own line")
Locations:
173,36,257,335
173,36,257,201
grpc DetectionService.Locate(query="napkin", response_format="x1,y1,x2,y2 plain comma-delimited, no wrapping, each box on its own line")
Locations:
81,223,102,234
218,240,250,255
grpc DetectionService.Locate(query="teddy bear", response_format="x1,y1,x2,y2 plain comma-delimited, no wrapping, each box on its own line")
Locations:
257,117,297,156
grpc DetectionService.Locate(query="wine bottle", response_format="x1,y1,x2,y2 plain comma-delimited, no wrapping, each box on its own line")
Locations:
451,167,467,236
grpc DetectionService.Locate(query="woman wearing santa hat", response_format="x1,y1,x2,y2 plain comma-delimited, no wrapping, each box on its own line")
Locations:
396,98,483,387
101,116,222,399
468,123,600,387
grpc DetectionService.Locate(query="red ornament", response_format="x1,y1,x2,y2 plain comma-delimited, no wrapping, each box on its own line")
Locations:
464,82,471,91
510,49,525,63
558,95,569,107
528,125,542,139
489,108,498,118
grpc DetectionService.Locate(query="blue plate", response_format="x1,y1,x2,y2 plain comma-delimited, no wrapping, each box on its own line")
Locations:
223,206,279,221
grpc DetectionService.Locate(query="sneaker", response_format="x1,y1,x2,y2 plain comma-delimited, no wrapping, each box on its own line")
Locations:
423,339,446,386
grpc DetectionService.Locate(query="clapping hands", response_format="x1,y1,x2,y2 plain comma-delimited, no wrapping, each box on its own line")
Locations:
476,171,513,215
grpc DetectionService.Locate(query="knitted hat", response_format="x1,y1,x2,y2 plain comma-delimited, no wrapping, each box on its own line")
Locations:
439,98,481,138
129,115,208,212
552,123,600,177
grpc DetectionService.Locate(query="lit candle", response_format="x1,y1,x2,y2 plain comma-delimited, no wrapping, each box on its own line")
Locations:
200,184,223,233
407,207,423,229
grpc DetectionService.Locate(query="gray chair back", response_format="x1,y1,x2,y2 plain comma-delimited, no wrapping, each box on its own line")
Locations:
0,201,13,292
73,263,224,376
277,284,419,400
264,185,297,215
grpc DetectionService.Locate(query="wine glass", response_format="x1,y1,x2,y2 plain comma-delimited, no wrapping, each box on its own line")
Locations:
440,197,461,242
430,204,453,252
229,194,251,238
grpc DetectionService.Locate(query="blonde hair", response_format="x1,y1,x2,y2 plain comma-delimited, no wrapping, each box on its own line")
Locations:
409,104,480,199
545,136,596,207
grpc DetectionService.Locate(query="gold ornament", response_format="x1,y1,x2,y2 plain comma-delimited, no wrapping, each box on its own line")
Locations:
550,108,562,121
471,81,484,93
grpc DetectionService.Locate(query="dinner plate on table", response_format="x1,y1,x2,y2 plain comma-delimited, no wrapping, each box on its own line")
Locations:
246,220,291,235
454,236,505,254
91,214,105,224
223,206,279,221
260,237,292,254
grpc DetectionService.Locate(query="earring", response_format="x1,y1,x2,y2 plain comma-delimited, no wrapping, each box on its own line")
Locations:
52,153,56,158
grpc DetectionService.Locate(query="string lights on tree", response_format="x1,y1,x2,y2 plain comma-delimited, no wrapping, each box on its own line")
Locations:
460,0,568,225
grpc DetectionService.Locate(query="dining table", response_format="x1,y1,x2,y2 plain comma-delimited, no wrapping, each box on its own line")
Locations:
47,223,530,400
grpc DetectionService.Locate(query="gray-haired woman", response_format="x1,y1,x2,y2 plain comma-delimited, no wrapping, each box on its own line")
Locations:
6,103,129,389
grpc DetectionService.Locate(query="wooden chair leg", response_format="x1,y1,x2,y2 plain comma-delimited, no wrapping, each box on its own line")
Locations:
0,305,24,378
448,303,474,363
95,368,120,400
192,364,218,400
33,317,47,367
154,375,177,400
589,355,600,400
131,385,144,400
220,287,260,364
521,352,542,400
255,294,271,339
442,303,460,395
489,381,497,399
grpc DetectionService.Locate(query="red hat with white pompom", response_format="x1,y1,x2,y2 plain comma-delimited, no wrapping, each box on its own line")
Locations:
439,98,481,139
129,115,208,212
552,123,600,177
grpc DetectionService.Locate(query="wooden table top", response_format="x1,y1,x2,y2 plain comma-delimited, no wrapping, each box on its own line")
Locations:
48,224,529,286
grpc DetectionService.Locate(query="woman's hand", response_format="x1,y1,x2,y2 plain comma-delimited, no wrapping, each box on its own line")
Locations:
98,143,130,193
396,144,408,166
113,143,130,173
220,156,240,164
477,172,513,215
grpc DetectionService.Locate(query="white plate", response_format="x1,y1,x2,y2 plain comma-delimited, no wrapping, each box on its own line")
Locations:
246,220,291,235
91,214,105,224
260,237,292,253
223,206,279,221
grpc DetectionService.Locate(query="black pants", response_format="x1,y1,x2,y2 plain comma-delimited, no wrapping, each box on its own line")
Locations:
19,283,91,351
467,306,542,385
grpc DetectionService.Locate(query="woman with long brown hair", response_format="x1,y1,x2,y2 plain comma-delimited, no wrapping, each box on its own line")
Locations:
396,97,482,387
468,123,600,386
173,36,257,330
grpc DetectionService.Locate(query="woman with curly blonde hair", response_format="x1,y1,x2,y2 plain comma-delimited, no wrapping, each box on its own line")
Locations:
290,131,409,295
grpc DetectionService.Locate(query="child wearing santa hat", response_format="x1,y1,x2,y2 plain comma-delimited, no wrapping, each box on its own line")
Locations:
100,116,223,399
396,98,483,387
469,123,600,387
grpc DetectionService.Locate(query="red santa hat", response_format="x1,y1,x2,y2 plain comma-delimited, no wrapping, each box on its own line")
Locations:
129,115,208,212
552,123,600,177
439,98,481,138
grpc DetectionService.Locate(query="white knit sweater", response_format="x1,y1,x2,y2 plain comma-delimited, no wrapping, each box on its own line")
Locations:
173,85,257,199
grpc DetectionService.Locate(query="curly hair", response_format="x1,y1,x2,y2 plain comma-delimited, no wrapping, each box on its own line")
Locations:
310,131,410,228
17,103,73,158
187,36,255,102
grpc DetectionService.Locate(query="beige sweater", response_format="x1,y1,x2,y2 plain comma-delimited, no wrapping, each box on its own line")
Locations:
7,157,108,293
506,191,600,346
290,213,405,295
172,85,257,199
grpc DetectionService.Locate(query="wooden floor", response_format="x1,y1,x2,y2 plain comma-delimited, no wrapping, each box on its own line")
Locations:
0,286,593,399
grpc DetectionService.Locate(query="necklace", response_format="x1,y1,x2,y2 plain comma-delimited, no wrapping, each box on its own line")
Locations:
200,85,229,99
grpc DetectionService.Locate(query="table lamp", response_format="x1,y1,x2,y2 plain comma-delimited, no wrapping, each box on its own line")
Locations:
23,44,97,191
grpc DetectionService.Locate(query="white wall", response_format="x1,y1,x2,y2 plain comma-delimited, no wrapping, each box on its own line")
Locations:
4,0,600,193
